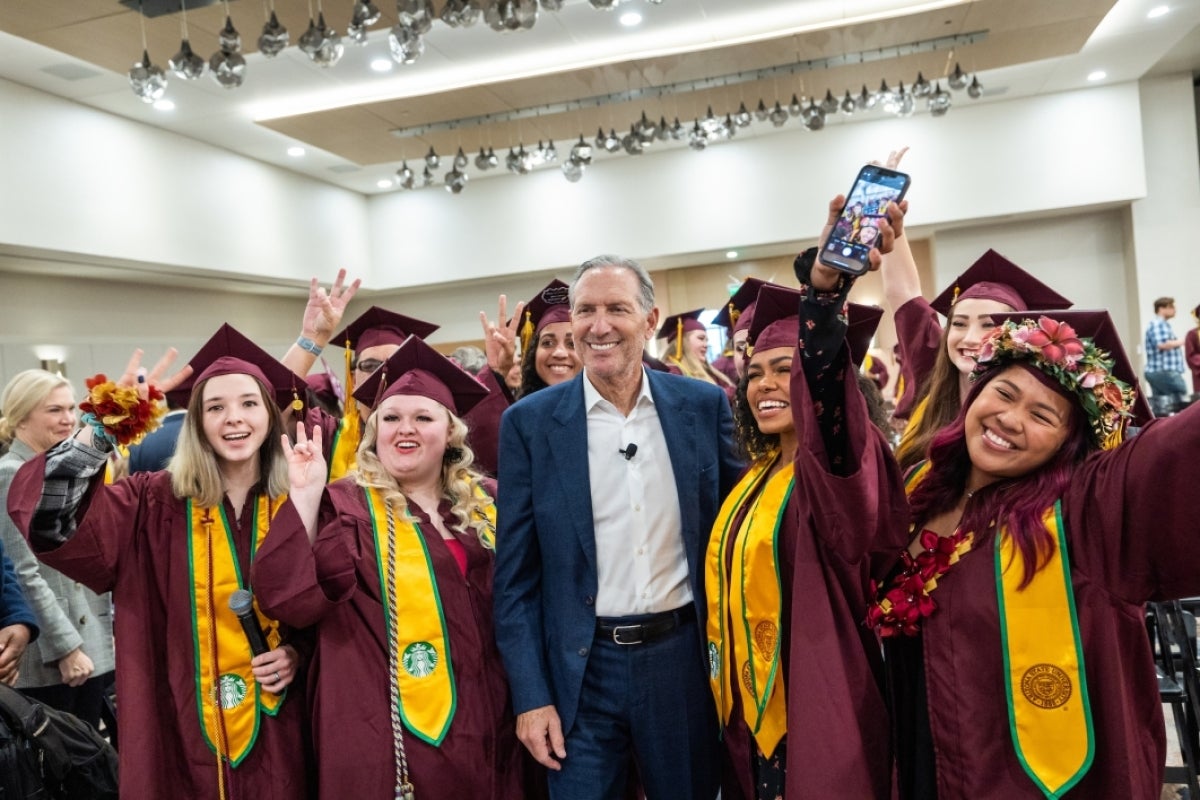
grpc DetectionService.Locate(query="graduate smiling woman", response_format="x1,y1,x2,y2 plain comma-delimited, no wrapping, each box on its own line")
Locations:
797,204,1199,798
253,334,533,800
6,326,318,800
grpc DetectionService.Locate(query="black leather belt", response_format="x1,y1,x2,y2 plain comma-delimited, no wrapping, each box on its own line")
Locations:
595,604,696,646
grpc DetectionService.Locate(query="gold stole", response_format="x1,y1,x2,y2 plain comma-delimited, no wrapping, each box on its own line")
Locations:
896,394,929,457
705,456,794,757
188,496,287,767
996,503,1093,797
364,486,462,746
906,465,1093,797
327,413,361,483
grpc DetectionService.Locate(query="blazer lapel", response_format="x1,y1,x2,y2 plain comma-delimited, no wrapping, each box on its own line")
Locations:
549,376,598,576
647,372,700,559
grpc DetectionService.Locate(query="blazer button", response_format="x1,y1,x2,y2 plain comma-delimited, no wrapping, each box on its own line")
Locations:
584,596,594,606
577,648,588,657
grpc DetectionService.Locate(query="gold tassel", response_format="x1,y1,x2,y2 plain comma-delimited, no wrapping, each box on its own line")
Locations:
520,310,534,355
675,317,683,361
952,283,961,304
292,389,304,412
728,302,740,327
344,337,360,427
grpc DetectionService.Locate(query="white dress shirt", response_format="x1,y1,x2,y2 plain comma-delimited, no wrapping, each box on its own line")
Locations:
583,367,692,617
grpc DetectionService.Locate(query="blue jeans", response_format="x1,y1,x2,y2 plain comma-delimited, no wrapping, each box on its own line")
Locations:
547,615,719,800
1145,370,1187,397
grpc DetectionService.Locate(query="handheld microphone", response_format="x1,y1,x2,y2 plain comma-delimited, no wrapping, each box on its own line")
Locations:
619,443,638,461
229,589,270,657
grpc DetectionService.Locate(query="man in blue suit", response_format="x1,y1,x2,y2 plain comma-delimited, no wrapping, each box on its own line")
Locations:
495,255,742,799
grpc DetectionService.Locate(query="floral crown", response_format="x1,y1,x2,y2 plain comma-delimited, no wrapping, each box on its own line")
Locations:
971,316,1136,449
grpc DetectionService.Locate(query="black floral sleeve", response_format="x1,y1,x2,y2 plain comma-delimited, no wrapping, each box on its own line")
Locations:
793,247,855,476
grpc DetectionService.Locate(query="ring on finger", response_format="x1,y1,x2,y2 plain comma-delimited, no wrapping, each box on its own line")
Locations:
274,671,281,682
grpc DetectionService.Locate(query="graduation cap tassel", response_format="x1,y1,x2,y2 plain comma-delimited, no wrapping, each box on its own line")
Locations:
675,317,683,361
520,310,534,355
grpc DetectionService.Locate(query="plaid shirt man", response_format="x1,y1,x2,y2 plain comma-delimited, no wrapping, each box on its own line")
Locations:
1145,317,1184,374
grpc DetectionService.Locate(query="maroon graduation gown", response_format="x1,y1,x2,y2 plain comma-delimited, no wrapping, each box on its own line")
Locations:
890,402,1200,799
719,359,909,800
1185,328,1200,393
252,478,528,799
7,467,310,800
462,368,511,478
892,297,942,420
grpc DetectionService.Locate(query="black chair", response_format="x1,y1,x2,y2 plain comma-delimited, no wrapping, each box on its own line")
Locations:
1149,601,1200,798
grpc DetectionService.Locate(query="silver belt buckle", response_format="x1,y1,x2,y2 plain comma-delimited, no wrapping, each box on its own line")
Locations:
611,624,644,645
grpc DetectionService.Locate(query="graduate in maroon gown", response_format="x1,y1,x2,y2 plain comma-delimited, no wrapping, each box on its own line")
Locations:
6,328,318,799
885,236,1072,471
329,305,510,478
829,234,1192,798
253,334,532,799
712,277,772,384
706,277,908,800
513,279,582,397
1185,303,1200,393
658,309,736,400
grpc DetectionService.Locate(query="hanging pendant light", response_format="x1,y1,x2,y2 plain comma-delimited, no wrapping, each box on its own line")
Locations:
208,12,246,89
128,2,168,103
258,9,290,57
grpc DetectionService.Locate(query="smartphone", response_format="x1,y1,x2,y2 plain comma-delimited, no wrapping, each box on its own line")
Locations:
818,165,911,276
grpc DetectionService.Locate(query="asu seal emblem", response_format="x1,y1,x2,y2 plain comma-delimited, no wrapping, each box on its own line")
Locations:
402,641,439,678
218,674,248,709
1020,663,1072,709
753,620,778,658
708,641,720,680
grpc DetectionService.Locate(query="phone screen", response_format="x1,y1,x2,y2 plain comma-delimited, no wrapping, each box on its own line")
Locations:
820,166,910,275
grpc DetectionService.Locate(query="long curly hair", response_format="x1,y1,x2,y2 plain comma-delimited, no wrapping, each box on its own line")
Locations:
907,365,1093,587
354,404,495,549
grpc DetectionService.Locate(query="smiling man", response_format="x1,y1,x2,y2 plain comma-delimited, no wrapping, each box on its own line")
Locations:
494,254,742,800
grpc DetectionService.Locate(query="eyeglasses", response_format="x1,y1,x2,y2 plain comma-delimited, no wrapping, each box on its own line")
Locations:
353,358,385,374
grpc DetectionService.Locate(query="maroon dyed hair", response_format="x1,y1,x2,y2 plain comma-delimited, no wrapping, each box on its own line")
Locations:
907,365,1094,587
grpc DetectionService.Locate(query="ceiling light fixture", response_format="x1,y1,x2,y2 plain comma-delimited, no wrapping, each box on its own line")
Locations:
619,12,642,26
287,146,306,157
1147,5,1169,18
370,58,393,72
725,251,738,260
1087,70,1107,82
153,98,176,111
377,178,394,189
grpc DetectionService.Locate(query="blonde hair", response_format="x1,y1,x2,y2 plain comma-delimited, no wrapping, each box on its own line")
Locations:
169,375,289,506
353,403,495,550
664,345,733,388
0,369,72,446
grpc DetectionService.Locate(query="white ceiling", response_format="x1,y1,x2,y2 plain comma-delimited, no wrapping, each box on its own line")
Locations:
0,0,1198,199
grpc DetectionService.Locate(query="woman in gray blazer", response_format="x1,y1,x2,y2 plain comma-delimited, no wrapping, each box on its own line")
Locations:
0,369,114,727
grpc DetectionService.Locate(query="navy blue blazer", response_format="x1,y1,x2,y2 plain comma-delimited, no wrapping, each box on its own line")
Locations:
127,411,185,474
493,369,742,734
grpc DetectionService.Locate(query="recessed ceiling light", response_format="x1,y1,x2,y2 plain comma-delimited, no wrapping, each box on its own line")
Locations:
1087,70,1107,82
370,58,393,73
152,99,175,111
287,146,306,157
377,178,394,189
619,11,642,27
1147,5,1169,18
725,250,739,259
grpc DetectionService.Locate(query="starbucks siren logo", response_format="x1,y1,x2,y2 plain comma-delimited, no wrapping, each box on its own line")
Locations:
402,642,439,678
218,674,248,709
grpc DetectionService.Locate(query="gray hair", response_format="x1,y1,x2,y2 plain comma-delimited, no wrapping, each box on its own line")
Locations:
450,345,487,376
569,255,655,314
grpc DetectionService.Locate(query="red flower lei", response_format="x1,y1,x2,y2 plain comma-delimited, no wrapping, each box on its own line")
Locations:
78,374,166,447
866,529,974,637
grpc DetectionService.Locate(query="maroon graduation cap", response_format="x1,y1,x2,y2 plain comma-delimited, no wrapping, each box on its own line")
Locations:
930,249,1072,317
352,335,489,416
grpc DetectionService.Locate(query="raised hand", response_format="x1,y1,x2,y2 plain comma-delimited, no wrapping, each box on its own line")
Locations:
479,294,526,376
282,422,326,494
117,347,192,398
302,268,362,345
